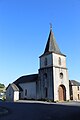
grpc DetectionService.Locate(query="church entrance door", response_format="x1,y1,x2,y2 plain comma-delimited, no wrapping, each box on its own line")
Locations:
58,85,66,101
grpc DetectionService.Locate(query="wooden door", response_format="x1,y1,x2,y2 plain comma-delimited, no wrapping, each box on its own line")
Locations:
58,85,66,101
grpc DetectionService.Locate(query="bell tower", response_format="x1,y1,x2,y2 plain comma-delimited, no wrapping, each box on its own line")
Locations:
38,26,70,101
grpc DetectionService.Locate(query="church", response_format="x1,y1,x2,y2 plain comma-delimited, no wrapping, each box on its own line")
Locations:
6,26,70,102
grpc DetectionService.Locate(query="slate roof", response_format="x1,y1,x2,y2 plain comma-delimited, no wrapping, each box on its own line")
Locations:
14,74,38,85
16,84,23,91
69,80,80,86
11,83,19,91
44,28,62,55
6,83,19,91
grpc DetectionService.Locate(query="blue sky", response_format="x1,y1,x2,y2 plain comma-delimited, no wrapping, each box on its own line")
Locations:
0,0,80,86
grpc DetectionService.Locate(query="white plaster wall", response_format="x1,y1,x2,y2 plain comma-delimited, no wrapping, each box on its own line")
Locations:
53,67,70,101
14,91,19,101
39,52,70,101
36,80,41,99
38,68,53,100
47,68,53,100
6,85,14,101
51,53,70,101
52,53,66,68
40,54,53,68
19,82,36,99
20,91,23,99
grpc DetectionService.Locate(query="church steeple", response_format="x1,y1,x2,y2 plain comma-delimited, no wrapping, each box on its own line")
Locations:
38,26,69,101
44,25,62,55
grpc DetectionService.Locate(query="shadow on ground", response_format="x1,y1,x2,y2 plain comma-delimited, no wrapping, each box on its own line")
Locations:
0,101,80,120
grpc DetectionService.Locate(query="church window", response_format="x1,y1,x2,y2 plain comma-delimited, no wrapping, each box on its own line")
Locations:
45,87,48,98
44,58,47,66
59,57,61,65
60,72,63,79
44,73,47,78
25,89,27,96
43,73,47,87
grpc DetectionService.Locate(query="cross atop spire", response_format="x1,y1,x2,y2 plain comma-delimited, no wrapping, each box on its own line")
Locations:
44,26,62,55
50,23,52,31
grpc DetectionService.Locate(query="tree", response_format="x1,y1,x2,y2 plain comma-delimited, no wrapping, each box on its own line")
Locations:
0,83,5,88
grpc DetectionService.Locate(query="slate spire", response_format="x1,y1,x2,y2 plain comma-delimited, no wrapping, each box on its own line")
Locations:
44,25,62,54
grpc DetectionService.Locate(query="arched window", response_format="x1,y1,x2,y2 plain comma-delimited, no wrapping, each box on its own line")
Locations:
45,87,47,98
44,58,47,66
44,73,47,79
59,57,61,65
43,73,47,87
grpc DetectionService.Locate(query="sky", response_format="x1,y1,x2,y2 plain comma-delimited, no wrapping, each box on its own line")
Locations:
0,0,80,86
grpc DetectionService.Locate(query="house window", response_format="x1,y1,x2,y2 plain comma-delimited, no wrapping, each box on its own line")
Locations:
25,89,27,96
59,57,61,65
78,86,79,90
78,94,79,100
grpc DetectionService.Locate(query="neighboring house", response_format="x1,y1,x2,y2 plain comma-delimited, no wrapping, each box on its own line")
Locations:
6,83,19,101
6,26,77,102
69,80,80,101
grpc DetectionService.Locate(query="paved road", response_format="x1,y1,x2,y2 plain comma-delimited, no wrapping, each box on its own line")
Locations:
0,101,80,120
